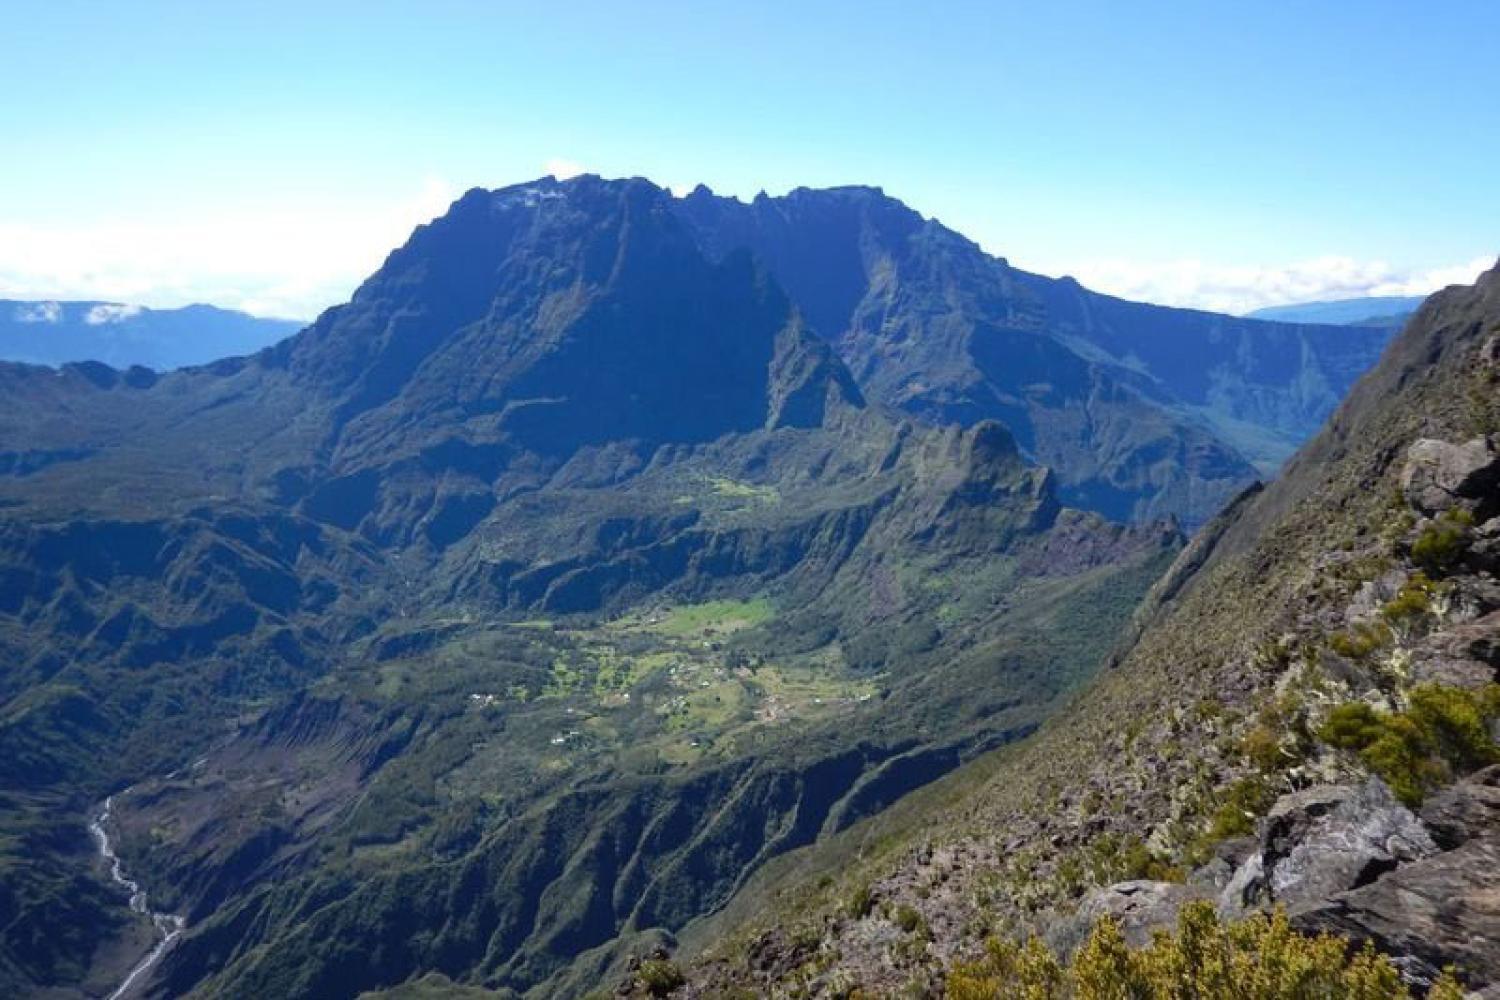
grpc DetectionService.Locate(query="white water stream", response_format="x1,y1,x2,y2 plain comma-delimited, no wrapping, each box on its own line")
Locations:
88,795,186,1000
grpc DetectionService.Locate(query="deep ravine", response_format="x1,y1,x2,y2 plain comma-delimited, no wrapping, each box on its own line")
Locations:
89,794,185,1000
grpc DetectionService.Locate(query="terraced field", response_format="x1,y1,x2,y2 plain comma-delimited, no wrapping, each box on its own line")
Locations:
374,598,877,782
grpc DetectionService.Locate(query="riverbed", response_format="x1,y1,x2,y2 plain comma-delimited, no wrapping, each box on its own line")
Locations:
88,795,186,1000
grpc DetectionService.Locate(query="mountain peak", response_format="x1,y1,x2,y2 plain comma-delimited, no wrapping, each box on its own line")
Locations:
269,172,864,469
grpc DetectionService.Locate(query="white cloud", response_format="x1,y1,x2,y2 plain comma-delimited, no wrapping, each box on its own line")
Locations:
1054,254,1494,315
0,176,459,320
543,158,587,180
84,303,143,325
13,301,61,323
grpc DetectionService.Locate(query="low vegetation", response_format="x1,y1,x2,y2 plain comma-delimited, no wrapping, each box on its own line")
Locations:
634,958,686,997
946,903,1466,1000
1410,508,1474,574
1319,683,1500,805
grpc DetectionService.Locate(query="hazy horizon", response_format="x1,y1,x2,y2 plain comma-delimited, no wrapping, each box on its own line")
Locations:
4,2,1496,318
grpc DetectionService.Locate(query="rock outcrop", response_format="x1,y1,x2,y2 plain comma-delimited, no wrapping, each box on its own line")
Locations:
1291,767,1500,989
1219,780,1437,919
1402,436,1500,516
1078,770,1500,990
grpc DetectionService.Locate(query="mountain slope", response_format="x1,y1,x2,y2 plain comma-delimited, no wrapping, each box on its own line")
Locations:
681,263,1500,995
0,300,301,370
0,177,1179,999
676,185,1393,526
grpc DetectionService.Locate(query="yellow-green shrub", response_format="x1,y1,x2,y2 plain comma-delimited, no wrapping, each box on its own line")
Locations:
944,903,1468,999
1380,572,1441,632
1319,684,1500,805
1328,621,1393,661
635,958,685,997
1411,509,1474,574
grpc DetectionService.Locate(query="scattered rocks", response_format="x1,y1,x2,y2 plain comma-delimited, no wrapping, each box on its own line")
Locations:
1471,517,1500,574
1188,835,1255,892
1409,610,1500,689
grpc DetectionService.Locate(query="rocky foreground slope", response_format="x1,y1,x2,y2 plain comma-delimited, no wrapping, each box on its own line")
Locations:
659,264,1500,997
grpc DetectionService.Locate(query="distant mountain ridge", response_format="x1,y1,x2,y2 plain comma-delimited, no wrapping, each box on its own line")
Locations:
1247,293,1425,328
0,299,302,370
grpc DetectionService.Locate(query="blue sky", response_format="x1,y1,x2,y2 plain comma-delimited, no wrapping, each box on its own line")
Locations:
2,0,1495,318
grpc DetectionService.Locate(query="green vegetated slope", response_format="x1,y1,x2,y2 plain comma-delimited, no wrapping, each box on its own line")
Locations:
679,263,1500,996
0,177,1179,999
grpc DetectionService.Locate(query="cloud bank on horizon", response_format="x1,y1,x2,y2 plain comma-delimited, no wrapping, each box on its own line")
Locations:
1055,254,1494,317
0,166,1488,321
0,176,460,322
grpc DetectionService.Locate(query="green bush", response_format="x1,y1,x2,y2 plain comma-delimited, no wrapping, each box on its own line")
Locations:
1319,701,1384,748
1409,684,1500,774
1319,683,1500,805
1328,621,1392,660
635,958,685,997
1380,572,1440,632
893,903,926,935
1239,724,1286,773
1206,776,1276,840
846,883,874,919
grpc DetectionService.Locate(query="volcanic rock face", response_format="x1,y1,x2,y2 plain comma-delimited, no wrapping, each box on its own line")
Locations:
1289,768,1500,988
1217,780,1438,920
1075,772,1494,990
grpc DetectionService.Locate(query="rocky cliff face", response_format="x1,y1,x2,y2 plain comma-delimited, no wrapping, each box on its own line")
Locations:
676,184,1392,527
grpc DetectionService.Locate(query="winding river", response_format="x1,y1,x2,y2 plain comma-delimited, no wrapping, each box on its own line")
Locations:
89,795,185,1000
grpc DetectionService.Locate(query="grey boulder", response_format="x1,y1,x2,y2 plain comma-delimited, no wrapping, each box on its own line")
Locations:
1218,780,1436,918
1074,879,1213,948
1401,437,1500,516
